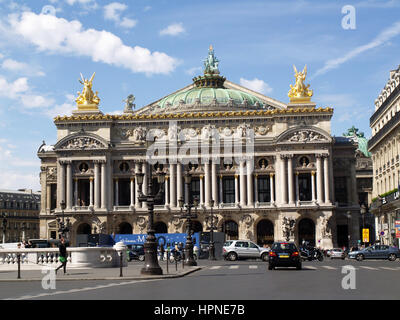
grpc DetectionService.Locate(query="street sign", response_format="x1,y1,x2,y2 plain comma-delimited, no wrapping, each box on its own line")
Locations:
395,221,400,239
380,231,385,236
362,228,369,243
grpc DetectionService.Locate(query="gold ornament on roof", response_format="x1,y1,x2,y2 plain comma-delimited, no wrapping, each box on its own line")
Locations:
288,65,313,103
76,72,100,110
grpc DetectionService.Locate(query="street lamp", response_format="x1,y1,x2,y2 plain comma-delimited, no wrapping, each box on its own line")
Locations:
346,211,352,248
1,213,7,244
136,163,165,275
208,199,217,260
56,200,69,239
21,222,26,242
178,171,198,266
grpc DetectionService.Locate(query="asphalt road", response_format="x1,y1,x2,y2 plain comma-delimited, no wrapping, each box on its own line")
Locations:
2,258,400,300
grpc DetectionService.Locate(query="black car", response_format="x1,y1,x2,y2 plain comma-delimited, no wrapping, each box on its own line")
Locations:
268,242,302,270
127,244,145,262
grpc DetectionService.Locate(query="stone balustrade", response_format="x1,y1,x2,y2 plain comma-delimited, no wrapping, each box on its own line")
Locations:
0,246,127,269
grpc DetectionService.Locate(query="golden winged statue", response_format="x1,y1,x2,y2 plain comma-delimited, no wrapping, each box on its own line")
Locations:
288,65,313,102
76,72,100,107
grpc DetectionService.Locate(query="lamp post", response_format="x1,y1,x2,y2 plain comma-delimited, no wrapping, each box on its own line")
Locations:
21,222,26,242
178,171,198,267
56,200,69,239
208,199,217,260
2,214,7,244
346,211,352,248
136,164,165,275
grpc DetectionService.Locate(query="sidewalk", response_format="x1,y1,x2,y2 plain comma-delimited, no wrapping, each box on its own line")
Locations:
0,260,203,282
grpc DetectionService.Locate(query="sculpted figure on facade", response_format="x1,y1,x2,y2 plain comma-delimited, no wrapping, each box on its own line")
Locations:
123,94,135,113
76,73,100,106
133,127,147,144
61,137,104,150
288,130,326,143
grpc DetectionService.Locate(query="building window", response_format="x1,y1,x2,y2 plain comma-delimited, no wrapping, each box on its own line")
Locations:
335,177,348,205
298,173,312,201
222,177,235,204
257,176,270,202
190,178,200,203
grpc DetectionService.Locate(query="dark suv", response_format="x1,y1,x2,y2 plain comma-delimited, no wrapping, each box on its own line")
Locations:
268,242,302,270
127,244,145,261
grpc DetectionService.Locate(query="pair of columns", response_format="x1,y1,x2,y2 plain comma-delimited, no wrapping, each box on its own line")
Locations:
59,160,107,210
278,154,331,205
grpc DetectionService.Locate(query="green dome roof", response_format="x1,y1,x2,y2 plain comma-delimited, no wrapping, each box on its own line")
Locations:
157,87,266,109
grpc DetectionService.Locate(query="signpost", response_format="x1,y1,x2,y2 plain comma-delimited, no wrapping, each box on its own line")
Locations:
362,228,369,244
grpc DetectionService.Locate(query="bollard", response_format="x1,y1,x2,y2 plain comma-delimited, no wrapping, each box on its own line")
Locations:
182,251,185,269
166,252,169,274
17,254,21,279
175,253,178,271
119,252,123,277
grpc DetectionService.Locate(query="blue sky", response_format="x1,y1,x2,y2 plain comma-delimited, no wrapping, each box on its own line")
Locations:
0,0,399,191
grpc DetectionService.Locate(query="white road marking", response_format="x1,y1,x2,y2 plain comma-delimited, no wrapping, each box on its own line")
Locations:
5,279,161,300
210,266,221,270
321,266,337,270
380,267,399,271
304,266,317,270
229,265,239,269
249,265,258,269
360,266,379,270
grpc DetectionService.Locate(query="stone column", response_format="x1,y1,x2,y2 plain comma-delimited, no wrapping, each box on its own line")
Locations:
316,154,323,204
89,177,94,207
287,155,294,205
135,162,141,209
59,161,66,208
311,171,316,203
270,173,275,203
219,175,223,206
281,155,287,205
115,179,119,206
324,155,330,204
254,174,258,204
295,172,299,203
235,174,239,205
247,159,254,207
66,162,72,210
199,175,204,206
130,177,135,207
177,163,183,204
101,161,107,209
142,162,148,209
46,184,51,212
204,161,211,207
170,163,177,208
212,162,218,205
239,160,246,207
94,162,100,209
74,178,78,207
165,176,169,207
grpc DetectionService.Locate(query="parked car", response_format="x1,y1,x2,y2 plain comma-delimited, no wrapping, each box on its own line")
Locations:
268,242,302,270
348,245,400,261
127,244,145,261
223,240,269,261
329,248,345,260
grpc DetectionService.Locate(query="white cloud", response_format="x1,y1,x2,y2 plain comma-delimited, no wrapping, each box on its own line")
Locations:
239,78,273,95
185,66,202,76
160,23,185,36
20,95,54,108
0,76,29,99
313,21,400,78
9,12,178,75
45,102,75,118
104,2,137,29
0,53,4,60
1,58,45,76
66,0,97,9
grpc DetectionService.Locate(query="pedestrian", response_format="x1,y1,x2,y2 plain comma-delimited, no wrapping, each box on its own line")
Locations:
194,244,199,260
55,237,68,275
160,244,165,261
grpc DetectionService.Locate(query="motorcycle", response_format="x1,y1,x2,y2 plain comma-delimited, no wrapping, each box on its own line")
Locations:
300,246,324,262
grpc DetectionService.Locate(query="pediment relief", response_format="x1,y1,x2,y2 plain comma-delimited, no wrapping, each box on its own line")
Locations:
278,127,331,144
57,137,107,150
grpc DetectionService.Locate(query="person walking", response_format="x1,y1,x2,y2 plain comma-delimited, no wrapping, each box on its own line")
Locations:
55,237,68,275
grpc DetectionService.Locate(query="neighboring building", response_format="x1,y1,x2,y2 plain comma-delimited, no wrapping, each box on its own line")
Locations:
368,65,400,246
0,189,41,243
38,47,357,248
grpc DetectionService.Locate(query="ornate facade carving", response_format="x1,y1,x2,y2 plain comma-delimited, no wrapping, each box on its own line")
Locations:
59,137,105,150
286,130,327,143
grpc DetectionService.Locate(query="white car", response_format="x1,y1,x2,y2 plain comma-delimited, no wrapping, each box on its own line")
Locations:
330,248,345,259
222,240,270,261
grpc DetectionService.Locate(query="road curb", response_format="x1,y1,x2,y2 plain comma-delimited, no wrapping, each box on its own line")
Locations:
0,267,203,282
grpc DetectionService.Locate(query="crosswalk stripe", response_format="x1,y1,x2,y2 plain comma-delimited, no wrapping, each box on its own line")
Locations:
304,266,317,270
321,266,337,270
380,267,399,271
229,265,239,269
249,265,258,269
360,266,379,270
210,266,221,270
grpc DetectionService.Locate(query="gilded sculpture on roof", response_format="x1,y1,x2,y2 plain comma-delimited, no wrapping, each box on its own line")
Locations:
288,65,313,102
204,45,220,75
76,72,100,108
